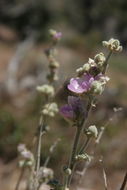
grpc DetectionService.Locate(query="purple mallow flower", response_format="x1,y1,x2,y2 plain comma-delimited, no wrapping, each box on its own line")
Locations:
67,73,106,94
60,96,86,120
54,32,62,40
67,74,94,94
21,150,33,160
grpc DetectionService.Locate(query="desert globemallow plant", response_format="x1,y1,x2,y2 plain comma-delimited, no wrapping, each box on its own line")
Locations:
15,34,124,190
60,38,122,190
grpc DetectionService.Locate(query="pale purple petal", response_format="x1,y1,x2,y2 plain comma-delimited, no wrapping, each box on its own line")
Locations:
54,32,62,39
60,104,74,118
67,78,86,93
21,150,33,159
67,74,95,94
60,96,86,120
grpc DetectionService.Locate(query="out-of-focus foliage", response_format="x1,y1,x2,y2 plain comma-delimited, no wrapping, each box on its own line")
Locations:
0,0,127,45
0,110,24,160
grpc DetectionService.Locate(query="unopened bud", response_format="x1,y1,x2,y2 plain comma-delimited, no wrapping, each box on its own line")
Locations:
49,29,62,40
75,153,91,162
63,166,72,175
42,103,58,117
102,38,122,53
85,125,98,138
36,84,55,97
91,80,104,95
94,52,106,67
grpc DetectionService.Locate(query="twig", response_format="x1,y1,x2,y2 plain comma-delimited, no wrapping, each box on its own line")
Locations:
44,138,61,167
78,137,91,155
102,51,112,74
32,115,46,190
76,126,105,185
35,115,46,174
66,99,92,188
15,165,25,190
120,171,127,190
99,158,108,190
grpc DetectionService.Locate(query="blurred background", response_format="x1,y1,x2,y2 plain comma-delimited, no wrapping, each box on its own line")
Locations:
0,0,127,190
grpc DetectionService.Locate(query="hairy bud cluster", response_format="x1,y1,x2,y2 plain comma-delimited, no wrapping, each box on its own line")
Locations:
75,153,91,162
45,29,62,83
17,144,34,168
76,58,95,77
90,80,104,95
102,38,122,52
94,52,106,67
42,102,58,117
36,84,55,97
38,167,54,183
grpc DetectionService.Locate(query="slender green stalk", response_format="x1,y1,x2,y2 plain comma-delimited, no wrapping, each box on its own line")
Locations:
44,138,60,167
63,175,68,190
78,137,90,155
102,51,112,74
76,127,105,186
66,99,92,188
66,126,82,188
35,123,46,174
33,115,46,190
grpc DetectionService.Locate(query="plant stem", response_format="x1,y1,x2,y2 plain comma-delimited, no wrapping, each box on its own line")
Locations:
120,171,127,190
15,166,25,190
33,115,46,190
78,137,90,155
66,99,92,188
66,126,82,187
44,138,60,167
35,115,46,174
102,51,112,74
64,50,112,189
76,127,105,185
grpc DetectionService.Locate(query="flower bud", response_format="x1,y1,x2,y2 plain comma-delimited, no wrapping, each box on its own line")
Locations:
38,167,54,183
49,60,59,69
102,38,122,52
88,58,95,66
91,80,104,95
75,153,91,162
19,160,25,168
94,52,106,67
99,75,110,84
49,29,62,41
63,166,72,175
36,84,55,97
85,125,98,138
42,103,58,117
82,63,91,72
76,67,84,76
26,161,33,167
